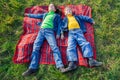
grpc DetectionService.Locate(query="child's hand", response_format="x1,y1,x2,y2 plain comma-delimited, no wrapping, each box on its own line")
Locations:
24,13,28,17
56,35,60,39
61,34,64,40
93,21,95,25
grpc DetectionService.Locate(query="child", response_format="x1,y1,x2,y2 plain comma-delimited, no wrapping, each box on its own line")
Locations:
22,4,66,77
58,6,102,72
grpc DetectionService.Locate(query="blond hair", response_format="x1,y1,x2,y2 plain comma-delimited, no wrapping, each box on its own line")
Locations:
64,6,72,15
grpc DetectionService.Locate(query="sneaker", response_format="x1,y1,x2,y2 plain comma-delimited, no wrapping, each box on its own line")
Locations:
59,67,66,73
89,59,102,67
22,68,38,77
65,61,77,72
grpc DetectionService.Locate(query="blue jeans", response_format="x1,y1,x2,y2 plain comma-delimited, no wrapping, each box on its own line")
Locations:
67,28,93,61
29,28,64,69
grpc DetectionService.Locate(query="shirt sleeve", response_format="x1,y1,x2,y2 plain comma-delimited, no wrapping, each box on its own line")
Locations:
56,15,62,36
57,17,68,36
77,15,94,24
28,13,44,19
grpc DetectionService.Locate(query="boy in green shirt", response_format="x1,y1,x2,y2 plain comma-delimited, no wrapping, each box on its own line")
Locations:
22,4,65,77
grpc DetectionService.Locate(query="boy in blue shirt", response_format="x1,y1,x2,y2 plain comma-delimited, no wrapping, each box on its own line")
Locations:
57,7,102,72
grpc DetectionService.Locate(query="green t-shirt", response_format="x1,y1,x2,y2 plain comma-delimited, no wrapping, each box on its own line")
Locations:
41,11,55,29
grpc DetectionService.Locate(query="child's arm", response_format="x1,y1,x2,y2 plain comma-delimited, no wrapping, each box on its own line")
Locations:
56,15,62,39
77,15,95,24
56,17,68,39
24,13,44,19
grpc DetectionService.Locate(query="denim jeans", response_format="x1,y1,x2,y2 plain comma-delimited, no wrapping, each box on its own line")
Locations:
67,28,93,61
29,28,64,69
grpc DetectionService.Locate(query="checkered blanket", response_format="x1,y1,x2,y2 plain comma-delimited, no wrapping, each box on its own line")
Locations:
13,4,96,67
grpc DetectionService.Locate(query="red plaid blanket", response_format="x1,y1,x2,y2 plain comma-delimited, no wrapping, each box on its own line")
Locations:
13,4,96,67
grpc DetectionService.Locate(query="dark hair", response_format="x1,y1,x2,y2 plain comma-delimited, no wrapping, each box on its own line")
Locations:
54,6,62,16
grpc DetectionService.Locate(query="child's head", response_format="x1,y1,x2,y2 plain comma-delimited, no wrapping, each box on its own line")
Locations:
48,3,56,12
64,6,72,15
48,3,62,16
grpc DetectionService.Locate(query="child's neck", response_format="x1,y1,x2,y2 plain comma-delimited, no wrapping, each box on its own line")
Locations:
67,14,72,16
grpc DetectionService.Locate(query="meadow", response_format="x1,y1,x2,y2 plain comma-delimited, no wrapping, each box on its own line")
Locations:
0,0,120,80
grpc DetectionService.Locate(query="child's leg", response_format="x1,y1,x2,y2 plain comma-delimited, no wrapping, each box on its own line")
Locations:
64,32,78,72
45,29,64,68
22,30,45,77
29,30,45,69
67,33,77,62
76,29,102,67
76,30,93,58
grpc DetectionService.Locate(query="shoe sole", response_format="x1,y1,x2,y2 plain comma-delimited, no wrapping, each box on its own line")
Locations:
22,71,37,77
64,66,77,72
89,63,103,67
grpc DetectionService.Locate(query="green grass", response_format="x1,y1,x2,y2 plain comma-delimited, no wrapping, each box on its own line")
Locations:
0,0,120,80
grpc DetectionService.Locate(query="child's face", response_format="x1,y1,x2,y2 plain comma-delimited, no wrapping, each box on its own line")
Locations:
64,7,72,15
48,4,56,12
